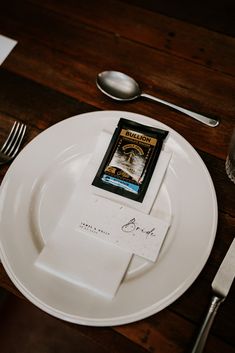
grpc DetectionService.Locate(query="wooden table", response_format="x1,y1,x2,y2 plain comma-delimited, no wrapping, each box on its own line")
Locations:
0,1,234,352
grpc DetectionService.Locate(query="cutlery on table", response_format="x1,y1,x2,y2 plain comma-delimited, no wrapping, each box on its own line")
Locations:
0,121,26,165
191,238,235,353
96,70,219,128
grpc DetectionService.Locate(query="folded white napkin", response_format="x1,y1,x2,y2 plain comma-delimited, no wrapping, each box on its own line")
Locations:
35,129,171,299
35,228,132,299
0,34,17,65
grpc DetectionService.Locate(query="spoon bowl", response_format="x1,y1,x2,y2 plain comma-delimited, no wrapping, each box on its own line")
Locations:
96,71,141,101
96,70,219,127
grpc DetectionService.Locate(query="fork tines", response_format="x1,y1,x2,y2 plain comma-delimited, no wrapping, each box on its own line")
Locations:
1,121,27,159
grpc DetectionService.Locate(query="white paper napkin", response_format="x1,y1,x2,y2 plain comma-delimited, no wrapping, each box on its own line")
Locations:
35,129,171,299
0,34,17,65
35,228,132,299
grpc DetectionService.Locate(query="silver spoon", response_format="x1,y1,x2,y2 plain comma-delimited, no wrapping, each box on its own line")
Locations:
96,71,219,127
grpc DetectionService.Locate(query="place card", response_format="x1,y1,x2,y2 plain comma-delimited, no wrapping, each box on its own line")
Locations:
76,195,170,262
35,193,170,299
0,34,17,65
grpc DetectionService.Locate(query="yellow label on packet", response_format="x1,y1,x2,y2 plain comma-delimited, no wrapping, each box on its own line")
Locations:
120,129,157,146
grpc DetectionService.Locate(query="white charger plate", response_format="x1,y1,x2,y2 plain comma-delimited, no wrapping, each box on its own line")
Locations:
0,111,218,326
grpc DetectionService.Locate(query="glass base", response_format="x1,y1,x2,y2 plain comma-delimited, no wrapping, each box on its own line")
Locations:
225,156,235,184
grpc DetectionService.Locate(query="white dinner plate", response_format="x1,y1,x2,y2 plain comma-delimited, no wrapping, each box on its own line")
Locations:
0,111,218,326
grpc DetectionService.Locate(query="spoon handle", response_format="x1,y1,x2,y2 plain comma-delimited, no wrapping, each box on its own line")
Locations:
141,93,219,127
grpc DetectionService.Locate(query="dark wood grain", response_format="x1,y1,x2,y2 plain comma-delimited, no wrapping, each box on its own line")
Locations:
119,0,235,36
29,0,235,75
0,294,150,353
0,1,234,160
0,1,234,352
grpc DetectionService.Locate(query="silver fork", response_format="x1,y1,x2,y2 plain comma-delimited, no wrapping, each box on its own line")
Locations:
0,121,26,165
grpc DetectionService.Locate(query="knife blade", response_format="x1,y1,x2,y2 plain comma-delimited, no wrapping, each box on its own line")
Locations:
212,237,235,297
191,237,235,353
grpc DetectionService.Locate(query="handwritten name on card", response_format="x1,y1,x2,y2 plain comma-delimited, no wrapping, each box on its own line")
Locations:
75,196,170,262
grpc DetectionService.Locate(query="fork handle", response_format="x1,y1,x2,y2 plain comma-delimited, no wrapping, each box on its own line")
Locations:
191,295,224,353
0,151,10,163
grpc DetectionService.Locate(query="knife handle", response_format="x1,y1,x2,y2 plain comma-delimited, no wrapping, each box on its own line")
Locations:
191,295,224,353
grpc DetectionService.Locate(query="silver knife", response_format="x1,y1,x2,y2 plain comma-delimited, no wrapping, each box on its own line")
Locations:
191,237,235,353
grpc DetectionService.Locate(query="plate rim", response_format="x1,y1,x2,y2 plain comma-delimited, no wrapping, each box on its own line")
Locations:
0,110,218,326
